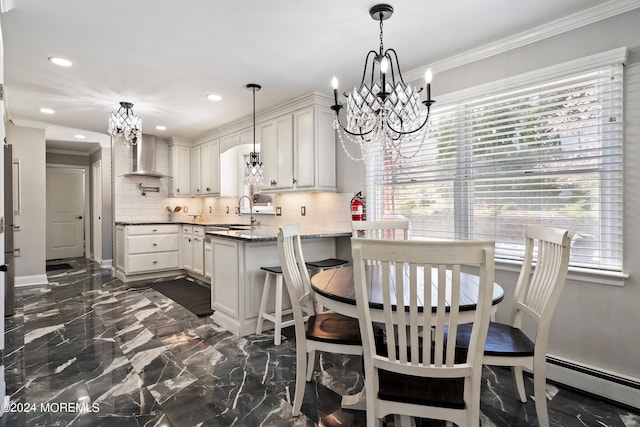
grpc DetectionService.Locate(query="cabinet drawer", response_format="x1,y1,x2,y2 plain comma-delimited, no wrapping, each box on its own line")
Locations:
127,251,180,274
127,235,179,254
193,226,205,237
127,224,179,235
182,225,193,235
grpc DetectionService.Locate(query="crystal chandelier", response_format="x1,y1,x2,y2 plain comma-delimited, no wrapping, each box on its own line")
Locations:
108,101,142,145
244,83,264,186
331,4,435,162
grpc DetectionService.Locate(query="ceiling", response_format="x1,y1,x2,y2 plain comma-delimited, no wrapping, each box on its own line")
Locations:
0,0,620,150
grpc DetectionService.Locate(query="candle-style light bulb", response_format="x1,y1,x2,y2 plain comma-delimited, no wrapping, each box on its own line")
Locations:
331,76,339,106
380,57,389,74
424,68,433,101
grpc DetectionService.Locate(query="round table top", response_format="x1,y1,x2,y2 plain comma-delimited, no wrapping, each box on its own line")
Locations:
311,266,504,312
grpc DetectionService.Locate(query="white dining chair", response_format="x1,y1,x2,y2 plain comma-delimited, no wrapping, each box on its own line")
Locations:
351,237,496,427
352,220,409,240
453,225,571,427
277,224,362,416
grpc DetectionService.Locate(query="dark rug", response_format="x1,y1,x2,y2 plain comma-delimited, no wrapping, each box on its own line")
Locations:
149,278,213,317
46,263,74,272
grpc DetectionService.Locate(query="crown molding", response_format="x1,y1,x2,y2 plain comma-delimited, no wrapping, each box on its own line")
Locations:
405,0,640,81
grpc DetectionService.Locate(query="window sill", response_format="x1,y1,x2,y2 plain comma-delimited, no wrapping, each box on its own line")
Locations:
495,259,628,287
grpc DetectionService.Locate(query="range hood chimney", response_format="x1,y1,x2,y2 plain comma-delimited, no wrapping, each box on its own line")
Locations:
123,134,170,178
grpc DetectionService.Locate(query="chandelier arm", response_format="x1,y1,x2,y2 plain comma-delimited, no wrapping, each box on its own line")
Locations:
385,48,408,87
385,110,432,135
334,113,376,137
361,50,379,88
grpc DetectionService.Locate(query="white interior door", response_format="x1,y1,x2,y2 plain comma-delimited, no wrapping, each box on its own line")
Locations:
0,100,6,415
46,167,86,259
92,160,102,263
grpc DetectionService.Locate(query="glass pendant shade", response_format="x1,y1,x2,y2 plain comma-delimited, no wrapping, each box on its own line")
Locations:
108,101,142,145
244,83,263,186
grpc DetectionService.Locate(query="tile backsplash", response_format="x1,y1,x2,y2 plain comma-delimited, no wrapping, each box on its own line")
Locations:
114,137,356,230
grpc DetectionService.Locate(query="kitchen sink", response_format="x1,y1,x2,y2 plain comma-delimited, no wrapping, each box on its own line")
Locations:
205,224,253,232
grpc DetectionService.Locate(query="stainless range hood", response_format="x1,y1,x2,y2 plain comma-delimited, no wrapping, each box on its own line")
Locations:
123,134,171,178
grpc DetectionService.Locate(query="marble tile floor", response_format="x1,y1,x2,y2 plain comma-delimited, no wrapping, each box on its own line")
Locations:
2,257,639,426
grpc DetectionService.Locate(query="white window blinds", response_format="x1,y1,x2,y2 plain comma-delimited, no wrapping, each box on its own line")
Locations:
366,60,624,272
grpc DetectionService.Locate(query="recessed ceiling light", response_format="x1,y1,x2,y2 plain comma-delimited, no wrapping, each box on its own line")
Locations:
40,108,55,114
207,94,222,102
155,125,167,131
75,134,85,139
48,57,73,67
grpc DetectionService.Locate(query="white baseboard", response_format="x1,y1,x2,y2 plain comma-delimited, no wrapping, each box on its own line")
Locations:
547,354,640,410
15,274,48,287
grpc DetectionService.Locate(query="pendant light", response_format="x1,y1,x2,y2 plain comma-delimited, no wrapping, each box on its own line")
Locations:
244,83,264,186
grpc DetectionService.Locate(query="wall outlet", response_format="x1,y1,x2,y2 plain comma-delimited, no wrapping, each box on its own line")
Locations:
276,206,282,216
301,206,306,216
14,248,21,257
184,205,189,213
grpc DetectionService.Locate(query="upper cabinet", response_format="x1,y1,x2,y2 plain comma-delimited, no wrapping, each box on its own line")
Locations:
260,103,336,193
168,143,191,196
200,139,220,195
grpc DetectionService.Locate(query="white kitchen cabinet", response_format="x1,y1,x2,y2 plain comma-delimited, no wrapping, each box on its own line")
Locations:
181,225,205,276
181,225,194,271
261,114,293,191
191,226,205,275
190,146,202,196
200,139,220,195
169,144,191,196
260,105,336,193
204,238,213,279
115,224,181,281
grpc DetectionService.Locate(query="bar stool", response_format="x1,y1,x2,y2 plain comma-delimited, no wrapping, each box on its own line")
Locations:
256,265,295,345
256,259,347,345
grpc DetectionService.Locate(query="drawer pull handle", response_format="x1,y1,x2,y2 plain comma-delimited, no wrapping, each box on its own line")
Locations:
153,243,158,246
152,229,158,232
152,260,158,264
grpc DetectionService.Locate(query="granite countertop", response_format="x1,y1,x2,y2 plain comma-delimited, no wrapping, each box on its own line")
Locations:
115,221,351,242
205,225,351,242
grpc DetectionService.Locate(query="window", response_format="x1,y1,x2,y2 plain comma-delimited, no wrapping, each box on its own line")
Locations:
366,53,624,272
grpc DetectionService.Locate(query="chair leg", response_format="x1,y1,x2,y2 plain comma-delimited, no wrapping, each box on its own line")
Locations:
512,366,527,403
306,350,316,381
256,272,271,335
292,343,307,416
274,274,284,346
533,364,550,427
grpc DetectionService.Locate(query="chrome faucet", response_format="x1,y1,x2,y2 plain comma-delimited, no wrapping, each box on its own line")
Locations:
238,195,257,227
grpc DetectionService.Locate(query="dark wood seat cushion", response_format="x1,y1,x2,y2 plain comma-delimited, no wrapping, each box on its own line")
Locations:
378,370,466,409
455,322,535,357
305,312,362,345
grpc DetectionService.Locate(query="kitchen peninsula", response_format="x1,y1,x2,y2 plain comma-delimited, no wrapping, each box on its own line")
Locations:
115,221,351,337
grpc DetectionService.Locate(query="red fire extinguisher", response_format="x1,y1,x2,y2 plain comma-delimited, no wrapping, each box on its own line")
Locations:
351,191,365,221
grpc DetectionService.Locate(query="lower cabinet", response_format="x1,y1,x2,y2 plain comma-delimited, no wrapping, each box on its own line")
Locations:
181,225,205,276
211,236,336,337
204,238,213,279
115,224,181,281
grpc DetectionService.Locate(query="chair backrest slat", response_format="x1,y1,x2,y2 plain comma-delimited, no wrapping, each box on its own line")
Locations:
352,220,409,240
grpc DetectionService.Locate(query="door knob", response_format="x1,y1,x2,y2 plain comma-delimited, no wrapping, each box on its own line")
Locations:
0,264,8,272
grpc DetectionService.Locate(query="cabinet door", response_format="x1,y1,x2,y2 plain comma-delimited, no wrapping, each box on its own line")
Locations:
261,114,293,191
201,140,220,195
294,107,315,188
191,235,204,275
204,240,213,279
170,145,191,196
190,145,201,196
182,234,193,271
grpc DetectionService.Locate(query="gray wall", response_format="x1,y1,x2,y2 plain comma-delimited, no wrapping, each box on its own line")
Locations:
341,9,640,387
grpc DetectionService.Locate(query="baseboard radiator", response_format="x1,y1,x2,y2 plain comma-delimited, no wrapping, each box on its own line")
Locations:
547,354,640,411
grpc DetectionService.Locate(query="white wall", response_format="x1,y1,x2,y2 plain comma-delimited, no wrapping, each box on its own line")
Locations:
6,124,47,286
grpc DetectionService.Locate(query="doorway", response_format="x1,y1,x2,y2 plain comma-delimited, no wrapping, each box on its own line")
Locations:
46,166,88,259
